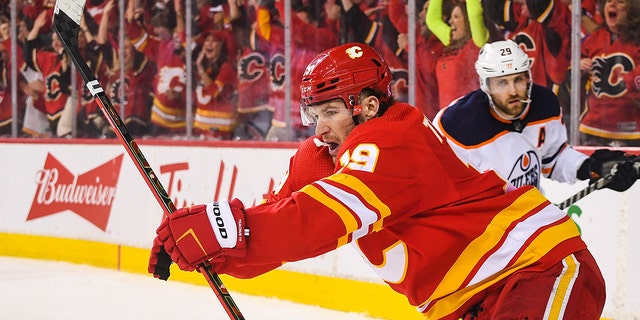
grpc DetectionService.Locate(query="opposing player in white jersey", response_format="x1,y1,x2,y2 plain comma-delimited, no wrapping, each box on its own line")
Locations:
434,40,638,192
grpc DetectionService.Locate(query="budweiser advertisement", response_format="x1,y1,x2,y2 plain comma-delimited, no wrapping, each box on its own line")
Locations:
0,141,294,247
28,153,124,231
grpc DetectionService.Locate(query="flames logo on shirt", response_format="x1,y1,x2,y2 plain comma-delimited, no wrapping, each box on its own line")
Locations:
157,66,186,93
591,54,634,98
507,150,540,188
45,73,67,101
239,52,266,82
27,153,124,231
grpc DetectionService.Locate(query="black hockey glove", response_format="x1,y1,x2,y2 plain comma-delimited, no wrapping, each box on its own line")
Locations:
605,161,640,192
149,240,173,280
579,149,640,192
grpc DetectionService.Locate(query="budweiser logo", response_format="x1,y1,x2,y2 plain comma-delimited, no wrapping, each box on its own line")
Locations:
27,153,124,231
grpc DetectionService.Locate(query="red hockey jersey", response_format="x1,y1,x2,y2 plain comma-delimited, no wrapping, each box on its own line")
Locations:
215,103,587,319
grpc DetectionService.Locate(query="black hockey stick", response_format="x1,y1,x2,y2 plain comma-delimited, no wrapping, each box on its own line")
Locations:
556,159,640,210
53,1,245,319
555,174,615,210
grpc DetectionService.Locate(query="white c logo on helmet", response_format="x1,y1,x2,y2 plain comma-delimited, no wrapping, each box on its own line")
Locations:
345,46,363,59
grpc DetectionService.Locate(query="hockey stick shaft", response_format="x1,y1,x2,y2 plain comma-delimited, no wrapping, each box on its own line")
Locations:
53,2,244,319
556,159,640,210
555,175,613,210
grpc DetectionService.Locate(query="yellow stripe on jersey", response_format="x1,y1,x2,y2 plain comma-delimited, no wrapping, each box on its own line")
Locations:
312,180,382,240
299,173,391,244
326,173,391,232
423,189,546,304
544,254,580,319
300,184,354,247
427,222,580,318
423,202,582,319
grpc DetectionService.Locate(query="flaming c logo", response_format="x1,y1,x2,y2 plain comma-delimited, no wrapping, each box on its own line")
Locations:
27,153,124,231
345,46,363,59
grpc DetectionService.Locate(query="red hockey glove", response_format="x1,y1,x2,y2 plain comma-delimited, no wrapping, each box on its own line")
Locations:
152,199,248,272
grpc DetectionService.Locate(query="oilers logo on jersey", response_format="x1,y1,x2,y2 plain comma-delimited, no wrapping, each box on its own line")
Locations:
507,150,540,188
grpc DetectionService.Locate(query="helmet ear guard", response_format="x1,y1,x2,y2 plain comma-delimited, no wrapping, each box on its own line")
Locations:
299,43,392,126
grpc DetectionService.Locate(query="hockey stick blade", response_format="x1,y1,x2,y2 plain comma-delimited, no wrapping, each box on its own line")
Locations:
53,1,245,319
556,158,640,210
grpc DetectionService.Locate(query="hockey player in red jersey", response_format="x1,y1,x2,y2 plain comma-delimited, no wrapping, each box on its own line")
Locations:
434,40,639,192
149,43,609,319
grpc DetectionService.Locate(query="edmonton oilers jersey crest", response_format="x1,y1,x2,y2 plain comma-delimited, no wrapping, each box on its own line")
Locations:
507,150,540,188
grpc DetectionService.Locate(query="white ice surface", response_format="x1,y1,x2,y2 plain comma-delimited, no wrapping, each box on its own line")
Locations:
0,256,379,320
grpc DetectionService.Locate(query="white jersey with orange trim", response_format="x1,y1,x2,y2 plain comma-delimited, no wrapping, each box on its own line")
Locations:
433,84,588,189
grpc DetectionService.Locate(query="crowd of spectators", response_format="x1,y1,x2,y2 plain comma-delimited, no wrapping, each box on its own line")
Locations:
0,0,638,145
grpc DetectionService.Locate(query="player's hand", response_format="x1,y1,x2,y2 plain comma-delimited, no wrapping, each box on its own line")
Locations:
588,149,634,178
603,161,639,192
588,149,639,191
152,199,248,272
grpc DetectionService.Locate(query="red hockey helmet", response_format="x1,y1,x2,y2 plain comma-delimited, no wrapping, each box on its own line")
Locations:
300,43,392,126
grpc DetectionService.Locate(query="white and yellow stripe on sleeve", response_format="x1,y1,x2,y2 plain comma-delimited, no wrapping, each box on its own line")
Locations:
300,173,391,246
543,254,580,319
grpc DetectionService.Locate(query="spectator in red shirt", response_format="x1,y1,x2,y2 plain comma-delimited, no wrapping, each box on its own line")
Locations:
426,0,495,108
193,29,238,139
126,1,187,137
579,0,640,146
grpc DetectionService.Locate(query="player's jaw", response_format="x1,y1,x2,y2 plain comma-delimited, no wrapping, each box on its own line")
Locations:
495,95,527,118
